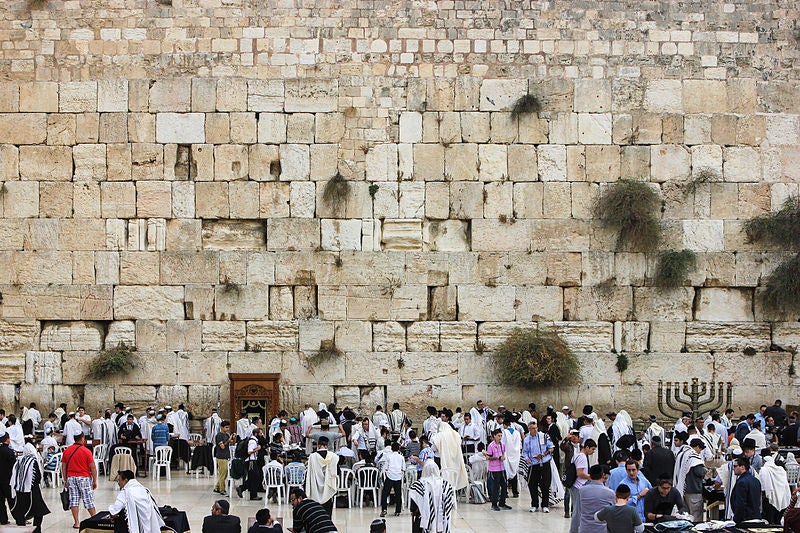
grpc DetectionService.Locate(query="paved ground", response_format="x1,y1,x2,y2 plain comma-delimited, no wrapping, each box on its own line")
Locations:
40,469,575,532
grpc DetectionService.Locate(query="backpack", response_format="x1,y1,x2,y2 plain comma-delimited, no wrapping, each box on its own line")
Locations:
229,458,246,480
234,437,251,460
563,458,578,488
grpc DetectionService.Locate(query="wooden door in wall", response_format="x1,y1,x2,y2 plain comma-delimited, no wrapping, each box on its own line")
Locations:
229,373,280,424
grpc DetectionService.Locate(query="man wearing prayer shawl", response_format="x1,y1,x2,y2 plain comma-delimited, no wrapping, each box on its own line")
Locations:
10,443,49,533
500,416,522,498
410,461,455,533
109,470,165,533
610,411,635,451
759,454,790,523
305,436,339,517
430,421,468,492
468,401,489,446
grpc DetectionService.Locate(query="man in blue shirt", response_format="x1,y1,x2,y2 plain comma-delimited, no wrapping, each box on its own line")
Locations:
618,459,651,522
607,450,630,490
522,421,554,512
151,414,170,448
412,436,434,473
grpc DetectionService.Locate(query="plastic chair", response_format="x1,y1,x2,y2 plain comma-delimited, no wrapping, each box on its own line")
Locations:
152,446,172,480
92,444,108,476
469,459,488,496
336,467,355,508
284,463,306,503
357,466,379,507
402,466,417,509
787,463,800,489
43,453,62,488
263,464,285,504
114,447,132,455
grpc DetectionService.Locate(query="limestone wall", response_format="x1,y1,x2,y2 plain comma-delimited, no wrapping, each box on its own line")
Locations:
0,0,798,421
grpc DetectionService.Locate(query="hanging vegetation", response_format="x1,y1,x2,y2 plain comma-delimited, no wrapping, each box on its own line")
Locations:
492,328,580,387
654,249,697,288
593,180,662,252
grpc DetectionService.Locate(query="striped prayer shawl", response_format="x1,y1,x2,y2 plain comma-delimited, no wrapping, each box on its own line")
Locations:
410,478,454,533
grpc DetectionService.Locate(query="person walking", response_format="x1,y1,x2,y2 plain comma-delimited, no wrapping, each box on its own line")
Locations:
0,433,15,525
62,432,98,529
10,443,49,533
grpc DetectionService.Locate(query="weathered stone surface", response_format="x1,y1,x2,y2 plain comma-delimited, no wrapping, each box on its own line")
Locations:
381,219,422,251
155,113,205,144
114,286,184,320
40,321,104,351
685,322,771,352
156,384,188,409
633,288,694,321
0,320,39,352
457,286,515,322
201,321,245,351
187,385,220,417
407,321,439,351
547,321,614,352
515,286,564,321
695,288,754,321
649,322,686,353
372,322,406,352
285,79,336,112
563,287,632,321
177,351,227,384
246,321,298,351
24,351,61,384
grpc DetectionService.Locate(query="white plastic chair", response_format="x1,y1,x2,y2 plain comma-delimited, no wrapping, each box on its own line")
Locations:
92,444,108,476
152,446,172,480
43,452,63,488
114,446,132,455
402,466,417,509
336,467,355,508
357,466,379,507
787,463,800,489
226,458,236,498
263,464,285,504
284,463,306,503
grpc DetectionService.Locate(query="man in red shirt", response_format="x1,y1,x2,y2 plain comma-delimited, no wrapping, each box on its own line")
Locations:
61,432,98,529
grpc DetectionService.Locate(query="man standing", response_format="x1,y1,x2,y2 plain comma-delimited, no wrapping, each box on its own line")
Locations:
0,433,15,525
469,401,489,446
731,456,761,523
459,412,480,454
240,427,263,501
202,499,241,533
736,414,756,443
573,465,615,533
389,403,406,437
678,440,707,521
523,420,554,513
378,441,405,517
560,429,582,518
486,429,511,511
25,403,41,431
618,460,651,522
306,436,339,517
569,439,597,533
595,484,644,533
63,412,82,447
205,408,222,445
62,433,98,529
289,488,337,533
213,421,234,495
173,404,191,470
641,436,674,486
76,406,92,436
500,415,522,498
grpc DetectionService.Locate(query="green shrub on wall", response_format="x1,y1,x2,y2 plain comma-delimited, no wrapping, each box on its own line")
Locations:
654,249,697,288
87,343,135,381
493,328,580,387
593,180,662,252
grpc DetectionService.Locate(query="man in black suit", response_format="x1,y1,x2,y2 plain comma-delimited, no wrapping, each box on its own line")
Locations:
642,436,675,486
202,499,241,533
0,433,16,525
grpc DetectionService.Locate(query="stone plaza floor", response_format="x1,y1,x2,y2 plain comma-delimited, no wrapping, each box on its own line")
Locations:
38,469,575,532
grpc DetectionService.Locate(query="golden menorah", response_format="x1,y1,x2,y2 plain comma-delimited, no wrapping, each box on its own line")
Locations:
657,378,733,419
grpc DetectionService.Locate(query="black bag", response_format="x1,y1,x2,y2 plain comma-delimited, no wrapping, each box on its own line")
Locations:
229,457,246,480
563,460,578,488
234,437,251,460
61,446,76,511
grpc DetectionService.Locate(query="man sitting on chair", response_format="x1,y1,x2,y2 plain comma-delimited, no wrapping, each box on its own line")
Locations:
109,470,165,533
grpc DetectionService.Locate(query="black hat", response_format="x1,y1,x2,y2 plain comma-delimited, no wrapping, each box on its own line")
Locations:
649,415,657,422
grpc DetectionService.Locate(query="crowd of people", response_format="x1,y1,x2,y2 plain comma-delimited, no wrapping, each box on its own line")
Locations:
0,397,798,533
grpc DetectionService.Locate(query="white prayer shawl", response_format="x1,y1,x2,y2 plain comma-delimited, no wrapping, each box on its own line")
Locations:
760,455,791,511
54,408,65,430
611,410,634,450
109,479,166,533
468,408,487,445
674,446,703,496
423,416,440,440
409,461,455,533
300,408,319,437
389,409,406,433
352,423,379,451
745,428,767,450
7,423,24,452
556,412,571,440
719,461,737,520
645,422,665,443
305,451,339,504
173,409,190,441
787,452,799,468
588,414,606,466
372,411,390,430
520,410,534,425
236,417,251,440
501,427,522,479
549,459,566,503
451,412,464,431
11,445,37,498
204,413,222,443
674,419,688,433
63,419,82,446
431,423,468,490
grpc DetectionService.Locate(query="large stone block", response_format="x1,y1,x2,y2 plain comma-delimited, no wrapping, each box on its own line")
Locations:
633,288,694,321
285,79,336,112
215,284,269,321
267,219,319,251
60,81,97,112
683,80,727,114
19,146,72,181
422,220,469,252
40,321,104,351
202,321,245,351
457,286,515,322
187,385,220,417
149,79,191,112
563,287,633,321
644,80,682,113
407,321,439,352
160,251,219,285
114,286,185,320
548,321,614,352
246,321,298,351
202,220,266,251
650,145,690,182
685,322,771,352
156,385,188,409
682,220,724,252
381,219,422,251
695,288,754,321
0,114,46,144
649,322,686,352
479,79,528,111
0,320,39,352
155,113,205,144
515,286,564,321
25,351,61,385
574,79,611,112
578,114,612,144
321,219,362,251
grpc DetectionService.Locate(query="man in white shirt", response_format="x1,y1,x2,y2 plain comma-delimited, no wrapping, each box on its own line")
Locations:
63,412,82,446
379,441,406,517
389,403,406,437
26,403,42,430
42,412,57,438
242,427,263,501
352,419,379,453
459,412,481,454
422,406,439,440
236,410,251,440
372,406,390,430
76,406,92,436
5,415,24,452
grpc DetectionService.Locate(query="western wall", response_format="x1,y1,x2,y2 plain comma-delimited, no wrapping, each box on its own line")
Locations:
0,0,798,422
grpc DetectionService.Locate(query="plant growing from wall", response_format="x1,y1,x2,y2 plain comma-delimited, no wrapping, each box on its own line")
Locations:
593,180,662,252
322,172,351,214
616,353,629,373
743,196,800,314
492,328,580,387
368,184,379,199
87,343,136,380
308,339,343,365
509,93,542,121
683,167,719,195
654,249,697,288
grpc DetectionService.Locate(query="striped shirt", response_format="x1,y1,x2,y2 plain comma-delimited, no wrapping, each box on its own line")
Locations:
292,498,338,533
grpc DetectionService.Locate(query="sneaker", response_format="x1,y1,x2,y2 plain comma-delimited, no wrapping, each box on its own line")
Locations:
529,507,538,513
501,504,512,510
543,507,550,513
380,510,387,517
492,506,501,511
